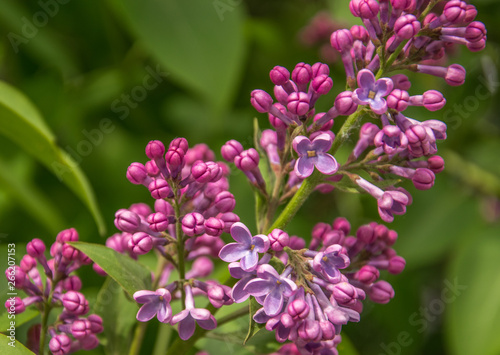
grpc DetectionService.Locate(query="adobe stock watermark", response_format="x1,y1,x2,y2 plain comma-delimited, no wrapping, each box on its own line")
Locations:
7,0,73,54
378,278,467,355
441,64,499,130
213,0,243,21
51,64,169,180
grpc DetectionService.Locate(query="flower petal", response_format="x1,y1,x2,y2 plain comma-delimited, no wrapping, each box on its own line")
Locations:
352,88,369,105
295,157,315,179
357,69,376,90
375,78,393,97
244,279,273,297
218,243,249,263
292,136,313,155
240,251,259,272
171,309,189,324
232,277,252,303
157,302,172,323
256,264,281,281
311,133,333,153
252,235,270,253
196,315,217,330
133,290,158,304
136,302,159,322
177,314,196,340
314,154,338,175
264,288,284,316
369,98,388,115
229,222,252,244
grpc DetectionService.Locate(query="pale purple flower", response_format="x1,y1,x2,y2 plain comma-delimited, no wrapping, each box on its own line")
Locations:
133,288,172,323
244,264,297,317
292,133,339,179
352,69,393,114
171,286,217,340
312,245,350,281
228,262,256,303
218,222,269,272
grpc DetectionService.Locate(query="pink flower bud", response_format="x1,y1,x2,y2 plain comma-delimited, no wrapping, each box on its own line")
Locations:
311,75,333,95
214,191,236,213
387,89,410,111
147,212,170,232
356,265,380,284
221,140,243,162
49,334,72,355
388,256,406,274
26,238,46,258
292,63,313,84
128,232,153,255
423,90,446,111
182,213,205,237
62,291,89,315
145,140,165,160
412,168,435,190
330,29,354,52
251,89,274,113
369,280,395,304
148,179,172,199
268,229,290,251
269,66,290,86
126,162,149,185
287,92,310,116
57,228,79,243
204,217,224,237
335,91,357,115
235,149,260,171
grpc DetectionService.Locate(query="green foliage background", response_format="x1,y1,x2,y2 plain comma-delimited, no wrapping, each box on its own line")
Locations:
0,0,499,354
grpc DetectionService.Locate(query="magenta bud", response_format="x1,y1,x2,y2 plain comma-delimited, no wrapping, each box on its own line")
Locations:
154,199,174,216
204,217,225,236
5,265,26,288
311,62,330,77
268,229,290,251
369,280,395,303
269,66,290,85
188,256,214,278
428,155,445,174
320,320,335,341
88,314,104,334
412,168,435,190
288,299,310,320
251,89,274,113
219,212,240,233
465,21,486,43
423,90,446,111
350,25,369,42
169,137,188,154
464,4,477,23
330,29,354,52
72,319,92,339
332,282,357,304
394,14,421,40
387,89,409,111
62,275,82,291
79,334,99,350
335,91,357,115
214,191,236,213
145,160,160,176
287,92,310,116
221,140,243,162
62,291,89,315
129,203,152,218
356,0,380,19
165,147,185,172
145,140,165,160
128,232,153,255
234,149,260,171
93,263,107,276
356,224,376,244
182,213,205,237
5,297,25,314
391,74,411,91
114,210,141,233
62,244,80,261
147,212,170,232
292,62,313,85
356,265,380,284
332,217,351,235
26,238,46,258
312,222,332,241
289,236,306,250
148,179,172,199
49,334,72,355
126,162,149,185
20,255,37,272
388,256,406,274
391,0,414,10
467,38,486,52
311,75,333,95
298,319,321,341
323,230,345,246
442,0,467,25
57,228,79,243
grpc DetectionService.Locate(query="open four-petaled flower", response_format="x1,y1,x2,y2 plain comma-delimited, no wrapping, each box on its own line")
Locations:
244,264,297,317
352,69,393,114
218,222,269,271
133,288,172,323
313,245,350,282
292,133,339,179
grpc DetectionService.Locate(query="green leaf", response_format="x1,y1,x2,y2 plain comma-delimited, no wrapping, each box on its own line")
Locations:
243,297,264,345
337,333,360,355
68,242,152,297
0,157,64,234
0,81,105,235
107,0,246,112
0,334,35,354
0,308,39,333
94,278,138,355
445,227,500,355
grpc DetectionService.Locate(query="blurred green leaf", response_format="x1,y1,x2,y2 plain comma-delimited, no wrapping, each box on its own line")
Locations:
69,242,152,297
243,298,264,345
445,226,500,355
107,0,246,112
337,333,360,355
94,278,138,355
0,334,35,354
0,157,64,234
0,80,105,235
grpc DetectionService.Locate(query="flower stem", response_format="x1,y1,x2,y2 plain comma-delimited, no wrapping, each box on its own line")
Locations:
128,322,148,355
39,277,58,355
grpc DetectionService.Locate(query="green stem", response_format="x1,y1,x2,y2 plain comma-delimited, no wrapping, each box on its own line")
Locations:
39,277,58,355
376,40,408,79
128,322,148,355
217,307,249,326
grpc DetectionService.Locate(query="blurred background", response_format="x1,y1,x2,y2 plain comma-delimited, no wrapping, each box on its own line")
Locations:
0,0,499,354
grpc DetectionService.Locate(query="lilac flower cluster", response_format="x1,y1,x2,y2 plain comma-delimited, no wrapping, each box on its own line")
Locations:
219,218,404,354
4,229,103,354
113,138,239,339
